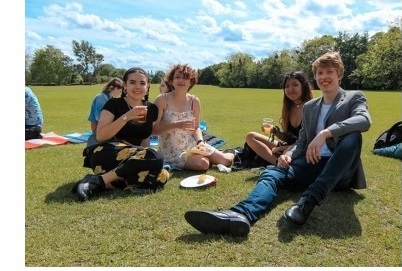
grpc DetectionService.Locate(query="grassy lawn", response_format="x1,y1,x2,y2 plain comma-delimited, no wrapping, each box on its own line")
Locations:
25,84,401,267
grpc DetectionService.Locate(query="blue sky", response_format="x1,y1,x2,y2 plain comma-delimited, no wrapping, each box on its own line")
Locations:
25,0,402,73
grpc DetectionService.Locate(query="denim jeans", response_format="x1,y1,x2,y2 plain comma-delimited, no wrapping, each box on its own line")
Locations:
231,132,362,223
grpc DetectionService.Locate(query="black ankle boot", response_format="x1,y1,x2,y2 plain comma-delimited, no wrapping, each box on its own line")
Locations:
284,196,317,225
73,174,105,201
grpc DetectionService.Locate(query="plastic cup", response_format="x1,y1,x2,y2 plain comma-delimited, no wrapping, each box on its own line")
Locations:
262,118,273,135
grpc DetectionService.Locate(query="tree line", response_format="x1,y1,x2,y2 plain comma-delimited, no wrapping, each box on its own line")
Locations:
25,20,402,91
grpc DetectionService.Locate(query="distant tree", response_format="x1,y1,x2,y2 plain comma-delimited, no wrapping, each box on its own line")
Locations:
198,65,220,85
217,52,254,88
297,35,337,86
30,45,73,85
114,68,126,79
95,63,115,77
151,70,165,84
355,26,402,90
72,40,104,84
335,31,369,89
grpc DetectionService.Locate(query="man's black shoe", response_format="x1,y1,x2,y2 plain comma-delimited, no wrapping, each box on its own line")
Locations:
72,174,105,201
284,196,317,225
184,210,250,236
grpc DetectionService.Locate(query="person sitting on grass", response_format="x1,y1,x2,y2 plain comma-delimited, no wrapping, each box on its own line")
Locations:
244,71,313,166
25,86,44,140
72,67,169,201
88,77,123,132
184,51,372,236
152,64,234,171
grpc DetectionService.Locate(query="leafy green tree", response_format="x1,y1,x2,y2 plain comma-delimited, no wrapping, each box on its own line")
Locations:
297,35,337,85
218,52,254,88
72,40,104,84
30,45,73,85
355,26,402,90
198,65,220,85
335,31,369,89
151,70,165,84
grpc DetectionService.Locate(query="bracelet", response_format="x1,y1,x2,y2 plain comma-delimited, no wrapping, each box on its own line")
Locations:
197,139,204,145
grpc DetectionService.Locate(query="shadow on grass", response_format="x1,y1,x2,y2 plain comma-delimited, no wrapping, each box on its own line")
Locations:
276,189,365,243
177,232,248,244
44,169,206,204
44,180,160,204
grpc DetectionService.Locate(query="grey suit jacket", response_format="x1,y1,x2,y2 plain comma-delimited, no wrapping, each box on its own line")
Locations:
286,88,372,189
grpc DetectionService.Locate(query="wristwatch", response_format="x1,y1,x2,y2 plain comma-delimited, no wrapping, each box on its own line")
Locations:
121,114,128,121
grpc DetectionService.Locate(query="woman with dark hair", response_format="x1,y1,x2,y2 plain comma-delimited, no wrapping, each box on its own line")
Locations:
72,67,169,201
244,71,314,166
88,77,123,132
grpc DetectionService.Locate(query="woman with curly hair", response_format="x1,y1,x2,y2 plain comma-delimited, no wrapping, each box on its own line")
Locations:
153,64,234,171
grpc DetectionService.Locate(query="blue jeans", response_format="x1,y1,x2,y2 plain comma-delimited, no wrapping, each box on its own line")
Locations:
231,132,362,223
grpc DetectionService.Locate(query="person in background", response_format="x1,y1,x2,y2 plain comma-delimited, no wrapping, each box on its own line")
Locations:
245,71,314,166
88,77,123,132
152,64,234,171
159,78,173,93
25,86,44,140
184,51,372,236
72,67,168,201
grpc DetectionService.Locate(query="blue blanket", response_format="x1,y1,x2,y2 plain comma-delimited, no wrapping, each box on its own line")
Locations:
373,143,402,159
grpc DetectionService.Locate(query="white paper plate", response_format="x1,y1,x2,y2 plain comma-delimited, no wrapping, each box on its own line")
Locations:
180,174,217,188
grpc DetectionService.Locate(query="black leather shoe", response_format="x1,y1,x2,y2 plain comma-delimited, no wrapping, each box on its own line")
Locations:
284,196,316,225
184,210,250,236
72,174,105,201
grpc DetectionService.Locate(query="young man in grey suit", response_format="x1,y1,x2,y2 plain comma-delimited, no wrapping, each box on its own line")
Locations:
184,51,372,236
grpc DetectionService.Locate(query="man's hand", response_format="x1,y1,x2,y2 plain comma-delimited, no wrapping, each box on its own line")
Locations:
306,129,331,164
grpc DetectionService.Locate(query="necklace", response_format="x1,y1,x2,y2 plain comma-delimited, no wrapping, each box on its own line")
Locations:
294,101,303,108
125,98,132,110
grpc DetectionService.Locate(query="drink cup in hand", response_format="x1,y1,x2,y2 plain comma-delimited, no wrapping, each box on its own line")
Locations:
136,106,148,123
262,118,273,135
186,117,196,131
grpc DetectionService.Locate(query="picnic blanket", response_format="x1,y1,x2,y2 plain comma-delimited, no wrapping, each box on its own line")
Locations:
25,121,226,150
25,131,93,149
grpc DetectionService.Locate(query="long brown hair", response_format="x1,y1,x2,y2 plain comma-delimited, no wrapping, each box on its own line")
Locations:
280,71,313,132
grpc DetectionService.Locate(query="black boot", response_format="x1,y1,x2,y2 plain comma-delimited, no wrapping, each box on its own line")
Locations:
72,174,105,201
284,196,317,225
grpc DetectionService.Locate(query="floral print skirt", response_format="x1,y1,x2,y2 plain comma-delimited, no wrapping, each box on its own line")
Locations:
83,139,167,191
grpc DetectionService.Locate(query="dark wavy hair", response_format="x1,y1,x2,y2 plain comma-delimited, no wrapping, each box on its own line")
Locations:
280,71,313,132
121,67,150,101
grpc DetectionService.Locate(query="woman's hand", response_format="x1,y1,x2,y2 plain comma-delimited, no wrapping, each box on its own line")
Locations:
176,118,195,131
272,145,288,155
126,106,148,123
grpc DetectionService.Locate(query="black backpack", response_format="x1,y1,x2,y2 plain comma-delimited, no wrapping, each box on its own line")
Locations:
373,121,402,149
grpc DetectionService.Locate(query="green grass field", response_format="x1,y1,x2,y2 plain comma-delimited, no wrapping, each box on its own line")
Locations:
25,84,401,267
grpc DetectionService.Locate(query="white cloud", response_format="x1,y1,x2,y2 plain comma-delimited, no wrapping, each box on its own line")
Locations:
201,0,247,17
25,0,402,71
25,30,42,41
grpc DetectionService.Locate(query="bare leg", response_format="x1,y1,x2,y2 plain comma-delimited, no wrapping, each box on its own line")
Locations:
245,132,277,165
100,171,122,189
207,151,235,167
184,154,210,171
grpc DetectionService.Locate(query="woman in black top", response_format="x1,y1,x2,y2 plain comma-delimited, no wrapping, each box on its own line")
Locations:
72,67,169,201
244,71,314,166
